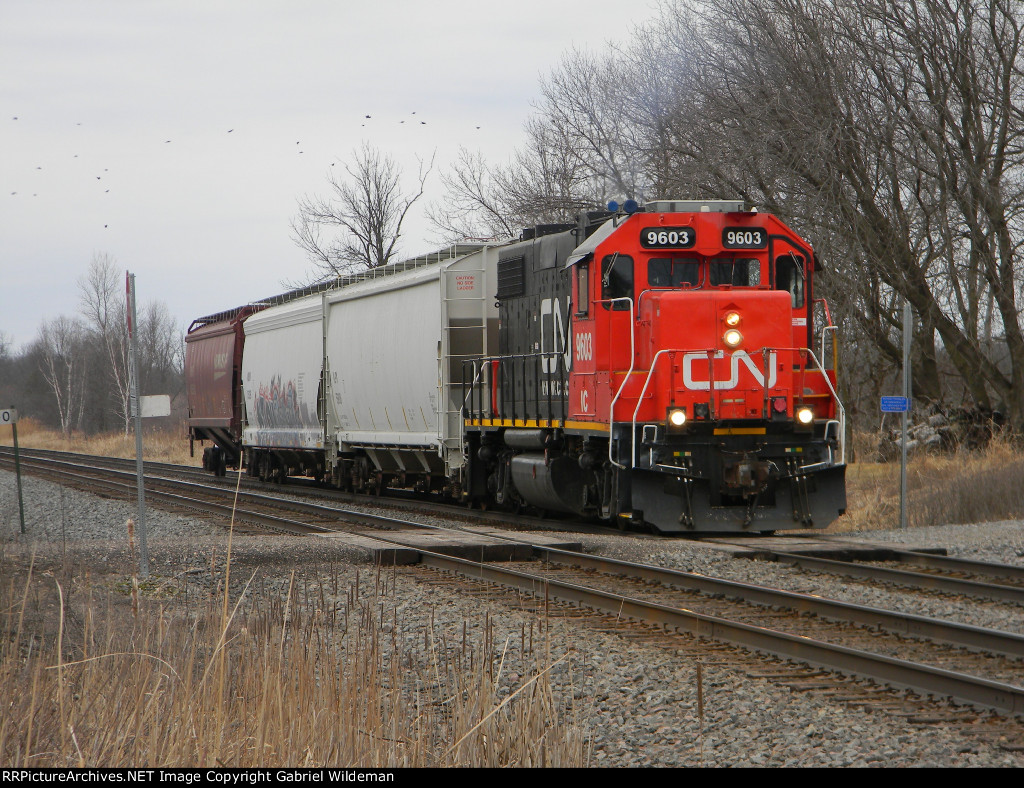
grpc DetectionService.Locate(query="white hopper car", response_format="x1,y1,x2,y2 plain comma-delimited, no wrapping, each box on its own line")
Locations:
240,243,498,495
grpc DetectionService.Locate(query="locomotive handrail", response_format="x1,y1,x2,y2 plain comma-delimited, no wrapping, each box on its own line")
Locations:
821,324,839,372
803,348,846,465
631,348,677,469
461,351,566,425
627,346,726,469
624,345,846,469
459,360,487,456
599,296,636,469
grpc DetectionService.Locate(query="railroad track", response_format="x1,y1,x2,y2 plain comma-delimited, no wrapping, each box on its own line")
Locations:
0,450,439,538
0,445,617,536
5,446,1024,732
408,562,1024,751
727,540,1024,605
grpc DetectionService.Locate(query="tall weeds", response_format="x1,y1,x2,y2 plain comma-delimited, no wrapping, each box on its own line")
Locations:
0,418,196,466
0,555,590,767
841,434,1024,531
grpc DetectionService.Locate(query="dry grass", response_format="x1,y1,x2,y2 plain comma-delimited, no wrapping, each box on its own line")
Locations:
837,433,1024,532
0,418,198,466
0,553,590,767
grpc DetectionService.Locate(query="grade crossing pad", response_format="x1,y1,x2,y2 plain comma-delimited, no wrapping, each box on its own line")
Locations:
313,527,583,564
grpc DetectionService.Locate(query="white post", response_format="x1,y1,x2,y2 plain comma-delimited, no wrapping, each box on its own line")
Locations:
126,272,150,577
900,300,912,531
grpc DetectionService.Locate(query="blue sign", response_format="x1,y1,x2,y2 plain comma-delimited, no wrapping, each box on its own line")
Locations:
880,396,909,413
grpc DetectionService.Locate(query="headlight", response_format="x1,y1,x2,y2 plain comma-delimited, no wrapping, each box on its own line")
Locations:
667,408,687,429
723,328,743,347
724,311,741,327
796,406,814,425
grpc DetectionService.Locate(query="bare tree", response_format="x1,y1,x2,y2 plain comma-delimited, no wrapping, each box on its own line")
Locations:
428,148,521,241
79,253,131,432
292,144,434,278
37,316,88,437
635,0,1024,425
428,144,598,243
135,299,184,394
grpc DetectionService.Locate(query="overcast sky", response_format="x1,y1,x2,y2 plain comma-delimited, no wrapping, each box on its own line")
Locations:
1,0,658,350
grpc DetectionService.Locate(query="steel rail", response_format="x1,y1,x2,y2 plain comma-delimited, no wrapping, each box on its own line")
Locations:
3,459,332,536
0,448,452,528
788,533,1024,585
0,446,615,536
763,550,1024,605
886,548,1024,584
24,450,1021,659
8,447,1024,716
0,445,195,478
0,455,434,534
528,546,1024,658
418,549,1024,718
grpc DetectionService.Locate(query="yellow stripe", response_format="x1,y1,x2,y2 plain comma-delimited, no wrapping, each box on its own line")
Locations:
713,427,767,435
466,418,562,428
464,417,610,433
563,420,610,433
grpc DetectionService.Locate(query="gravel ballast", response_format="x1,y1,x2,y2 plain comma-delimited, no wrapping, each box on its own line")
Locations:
3,469,1023,767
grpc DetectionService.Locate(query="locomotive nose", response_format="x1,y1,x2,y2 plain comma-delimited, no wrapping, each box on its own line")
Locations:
641,289,793,421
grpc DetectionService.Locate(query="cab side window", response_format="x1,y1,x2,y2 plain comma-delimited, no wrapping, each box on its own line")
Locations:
775,254,805,307
601,254,634,310
575,262,589,316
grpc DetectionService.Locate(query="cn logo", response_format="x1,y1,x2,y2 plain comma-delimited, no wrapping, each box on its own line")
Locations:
540,297,572,374
682,350,778,390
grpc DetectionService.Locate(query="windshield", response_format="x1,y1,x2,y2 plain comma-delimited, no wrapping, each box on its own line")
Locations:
643,255,763,290
709,257,761,287
648,257,700,288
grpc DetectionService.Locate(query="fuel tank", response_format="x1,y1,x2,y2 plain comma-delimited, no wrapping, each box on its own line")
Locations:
509,453,587,514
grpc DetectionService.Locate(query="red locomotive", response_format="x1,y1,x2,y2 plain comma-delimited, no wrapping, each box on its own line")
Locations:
461,199,845,531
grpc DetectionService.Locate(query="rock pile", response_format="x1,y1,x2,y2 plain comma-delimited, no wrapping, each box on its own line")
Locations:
875,407,1005,462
